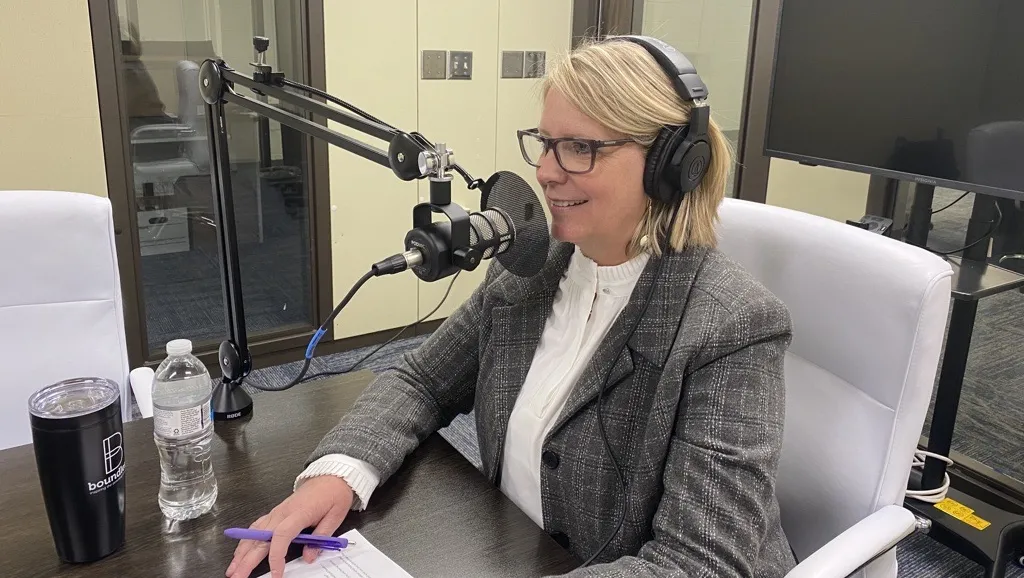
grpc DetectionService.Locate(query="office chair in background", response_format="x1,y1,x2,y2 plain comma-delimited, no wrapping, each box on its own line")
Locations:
130,60,209,188
130,60,210,256
716,198,953,578
963,121,1024,271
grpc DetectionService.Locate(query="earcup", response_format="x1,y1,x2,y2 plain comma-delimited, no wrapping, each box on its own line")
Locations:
642,128,674,202
644,125,692,204
674,138,711,194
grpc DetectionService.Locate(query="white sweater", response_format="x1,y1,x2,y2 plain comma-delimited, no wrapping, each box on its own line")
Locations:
295,246,649,523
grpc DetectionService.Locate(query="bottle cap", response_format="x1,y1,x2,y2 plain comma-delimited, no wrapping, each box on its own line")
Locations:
166,339,193,357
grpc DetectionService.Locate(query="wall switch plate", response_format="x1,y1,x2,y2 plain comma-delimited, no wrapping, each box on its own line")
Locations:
449,51,473,79
421,50,446,80
502,51,525,78
525,51,546,78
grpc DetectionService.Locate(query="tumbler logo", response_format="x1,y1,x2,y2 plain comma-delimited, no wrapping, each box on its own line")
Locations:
87,432,125,494
103,432,123,474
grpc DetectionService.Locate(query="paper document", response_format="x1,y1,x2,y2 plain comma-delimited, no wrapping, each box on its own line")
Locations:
257,529,413,578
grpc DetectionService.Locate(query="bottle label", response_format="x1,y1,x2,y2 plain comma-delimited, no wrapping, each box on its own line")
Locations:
154,399,211,438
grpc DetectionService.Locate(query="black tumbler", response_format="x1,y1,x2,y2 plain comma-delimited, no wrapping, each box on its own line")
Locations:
28,377,127,563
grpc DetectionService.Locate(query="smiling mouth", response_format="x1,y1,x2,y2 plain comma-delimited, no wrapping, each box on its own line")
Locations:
550,200,588,208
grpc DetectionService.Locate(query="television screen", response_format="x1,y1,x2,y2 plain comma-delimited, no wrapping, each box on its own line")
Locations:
765,0,1024,200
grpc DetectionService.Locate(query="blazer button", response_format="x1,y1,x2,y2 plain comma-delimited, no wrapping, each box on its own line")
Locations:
542,450,560,469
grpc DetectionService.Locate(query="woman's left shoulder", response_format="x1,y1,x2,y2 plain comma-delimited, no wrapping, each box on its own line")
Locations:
676,247,792,337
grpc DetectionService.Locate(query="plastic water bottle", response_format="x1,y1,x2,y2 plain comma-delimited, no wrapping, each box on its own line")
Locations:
152,338,218,520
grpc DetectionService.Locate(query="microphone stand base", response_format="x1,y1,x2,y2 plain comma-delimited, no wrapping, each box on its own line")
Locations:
211,380,253,421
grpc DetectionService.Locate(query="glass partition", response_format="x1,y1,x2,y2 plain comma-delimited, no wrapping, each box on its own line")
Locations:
118,0,316,357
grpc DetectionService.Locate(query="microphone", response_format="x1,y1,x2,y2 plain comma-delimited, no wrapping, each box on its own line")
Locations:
399,207,514,281
372,171,549,281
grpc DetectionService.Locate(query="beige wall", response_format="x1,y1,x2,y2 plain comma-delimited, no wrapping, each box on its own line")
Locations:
642,0,752,133
323,1,421,339
415,0,501,322
418,0,573,321
325,0,573,337
765,160,870,223
0,0,107,197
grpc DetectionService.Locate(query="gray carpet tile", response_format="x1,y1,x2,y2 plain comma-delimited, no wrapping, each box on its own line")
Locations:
898,531,1024,577
127,333,430,422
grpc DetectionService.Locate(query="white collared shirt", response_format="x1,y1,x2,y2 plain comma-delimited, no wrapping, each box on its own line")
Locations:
296,247,649,524
499,246,648,525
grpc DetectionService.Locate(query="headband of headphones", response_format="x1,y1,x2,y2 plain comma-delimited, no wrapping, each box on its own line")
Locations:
611,35,709,102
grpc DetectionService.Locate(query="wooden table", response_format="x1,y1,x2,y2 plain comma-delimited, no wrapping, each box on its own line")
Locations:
0,371,578,577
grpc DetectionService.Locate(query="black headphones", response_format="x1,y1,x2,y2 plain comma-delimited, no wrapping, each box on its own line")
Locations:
609,35,712,205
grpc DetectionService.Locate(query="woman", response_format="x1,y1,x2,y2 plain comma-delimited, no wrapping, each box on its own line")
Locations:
227,36,796,578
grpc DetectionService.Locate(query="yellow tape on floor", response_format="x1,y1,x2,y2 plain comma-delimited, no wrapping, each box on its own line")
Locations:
934,497,992,531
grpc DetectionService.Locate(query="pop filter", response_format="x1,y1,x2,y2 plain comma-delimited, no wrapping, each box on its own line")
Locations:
481,171,550,277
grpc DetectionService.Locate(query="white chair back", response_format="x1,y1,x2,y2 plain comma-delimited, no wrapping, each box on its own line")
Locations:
716,198,952,577
175,59,209,169
0,191,131,450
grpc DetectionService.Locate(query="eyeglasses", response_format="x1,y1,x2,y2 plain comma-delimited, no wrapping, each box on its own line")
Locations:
517,128,634,175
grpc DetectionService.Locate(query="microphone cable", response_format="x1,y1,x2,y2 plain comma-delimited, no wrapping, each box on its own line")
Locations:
277,78,488,192
248,268,377,392
580,200,682,568
279,77,397,132
931,191,969,215
278,77,486,192
297,271,460,384
926,200,1002,257
247,257,462,392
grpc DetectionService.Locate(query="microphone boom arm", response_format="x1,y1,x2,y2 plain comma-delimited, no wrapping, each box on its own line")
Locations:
200,59,445,181
197,38,482,420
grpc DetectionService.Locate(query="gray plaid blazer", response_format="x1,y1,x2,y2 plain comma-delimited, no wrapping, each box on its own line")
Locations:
309,240,797,577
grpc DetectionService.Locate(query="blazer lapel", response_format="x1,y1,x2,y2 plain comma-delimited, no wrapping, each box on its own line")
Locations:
546,246,709,439
486,297,550,458
482,242,573,479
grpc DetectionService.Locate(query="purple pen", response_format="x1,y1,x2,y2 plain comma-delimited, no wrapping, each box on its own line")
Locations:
224,528,352,550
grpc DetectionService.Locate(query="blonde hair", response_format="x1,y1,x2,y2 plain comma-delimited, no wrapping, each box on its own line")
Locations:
540,37,733,257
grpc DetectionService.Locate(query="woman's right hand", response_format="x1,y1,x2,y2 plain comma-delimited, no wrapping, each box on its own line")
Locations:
226,475,355,578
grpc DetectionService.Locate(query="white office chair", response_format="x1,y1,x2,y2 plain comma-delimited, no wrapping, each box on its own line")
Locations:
716,198,954,578
0,191,131,450
131,60,209,189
